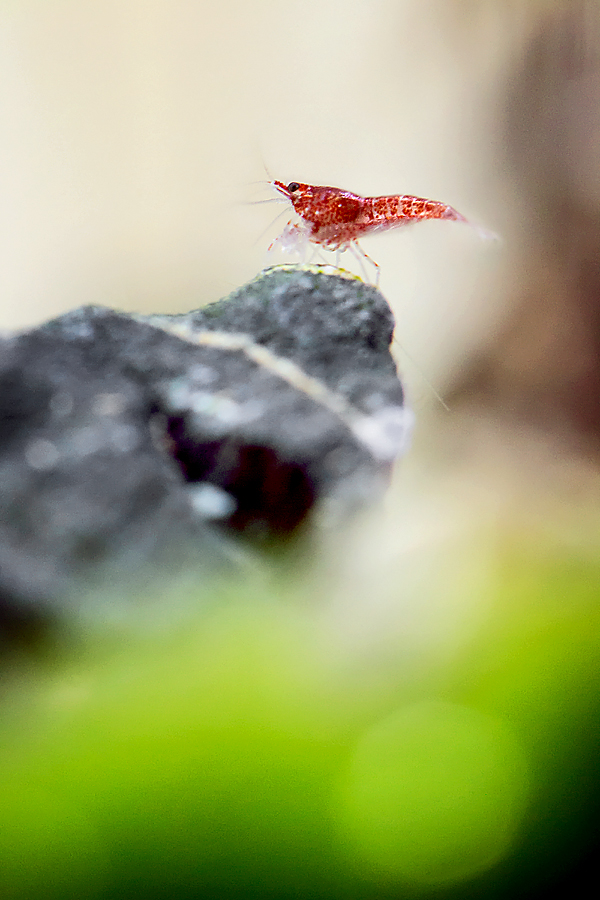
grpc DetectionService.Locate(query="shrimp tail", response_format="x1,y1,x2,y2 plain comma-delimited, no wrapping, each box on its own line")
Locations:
443,204,500,242
441,204,468,223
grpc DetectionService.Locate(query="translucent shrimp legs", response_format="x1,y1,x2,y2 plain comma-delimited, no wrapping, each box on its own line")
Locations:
268,180,470,285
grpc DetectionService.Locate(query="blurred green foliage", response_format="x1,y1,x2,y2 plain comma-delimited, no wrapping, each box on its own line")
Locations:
1,538,599,899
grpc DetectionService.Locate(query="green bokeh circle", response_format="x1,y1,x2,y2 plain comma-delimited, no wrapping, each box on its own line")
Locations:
337,700,529,885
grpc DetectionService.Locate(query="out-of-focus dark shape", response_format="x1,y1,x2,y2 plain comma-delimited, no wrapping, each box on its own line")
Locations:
452,2,600,447
0,267,408,639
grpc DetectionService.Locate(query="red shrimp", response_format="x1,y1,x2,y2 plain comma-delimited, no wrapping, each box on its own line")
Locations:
269,180,472,284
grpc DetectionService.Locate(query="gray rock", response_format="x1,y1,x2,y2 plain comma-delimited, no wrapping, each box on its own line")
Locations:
0,266,410,635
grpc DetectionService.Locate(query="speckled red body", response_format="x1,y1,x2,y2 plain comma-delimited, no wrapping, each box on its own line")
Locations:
273,180,466,249
270,180,469,283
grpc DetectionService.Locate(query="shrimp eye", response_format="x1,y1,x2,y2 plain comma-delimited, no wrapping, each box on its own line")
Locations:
287,182,300,193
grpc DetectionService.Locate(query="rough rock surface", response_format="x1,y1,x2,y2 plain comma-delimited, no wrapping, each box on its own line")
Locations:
0,266,410,633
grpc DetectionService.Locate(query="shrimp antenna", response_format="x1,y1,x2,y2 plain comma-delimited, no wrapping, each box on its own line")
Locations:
244,197,290,206
391,334,450,412
262,158,276,184
253,206,290,247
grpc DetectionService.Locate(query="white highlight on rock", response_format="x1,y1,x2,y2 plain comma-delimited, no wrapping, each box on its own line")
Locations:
25,438,60,470
351,406,415,461
92,392,128,417
189,482,237,520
